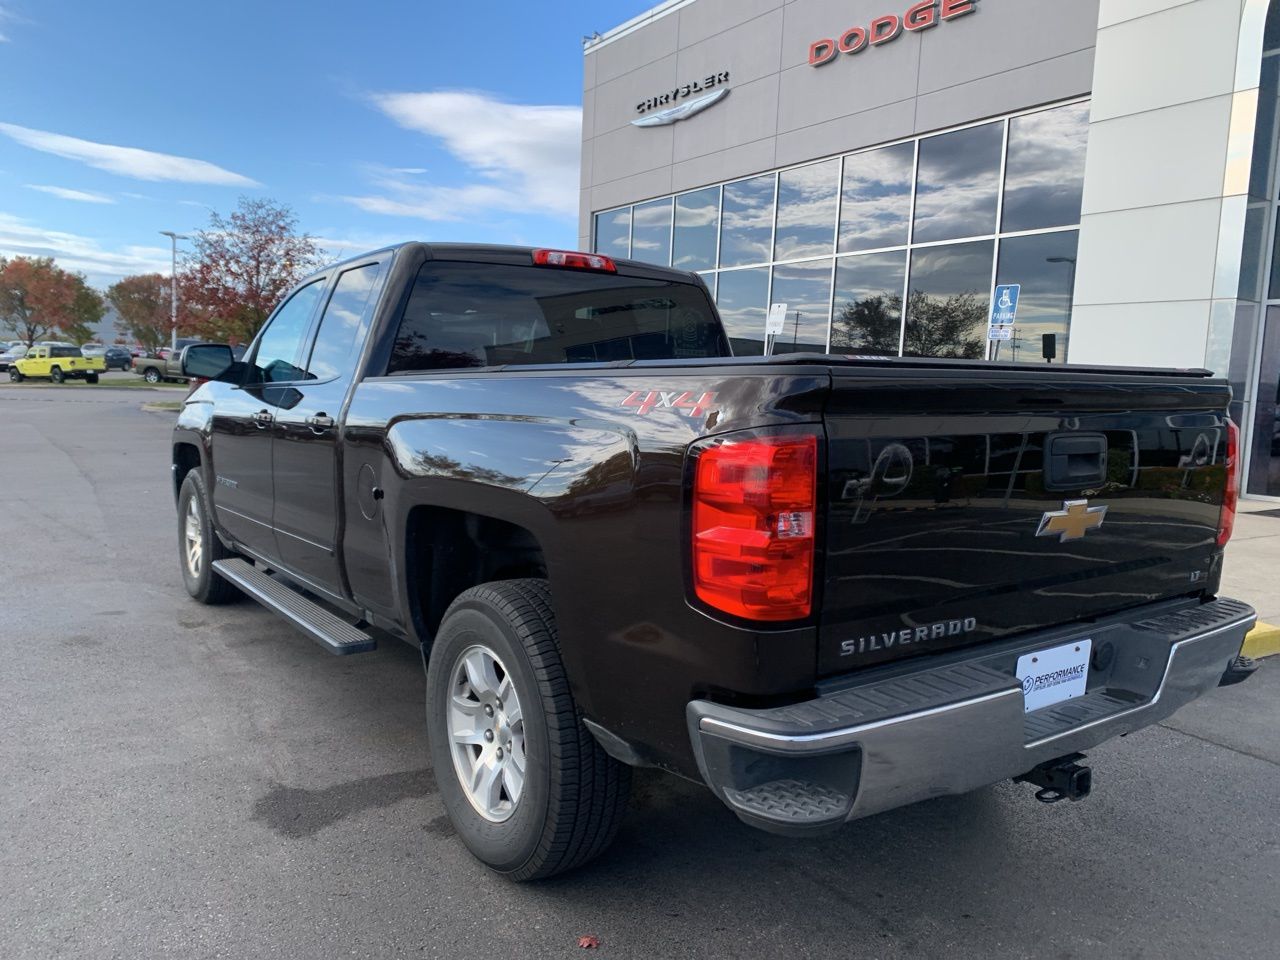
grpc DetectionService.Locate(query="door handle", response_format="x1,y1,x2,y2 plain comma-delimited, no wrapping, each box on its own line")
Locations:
252,409,274,429
306,413,335,434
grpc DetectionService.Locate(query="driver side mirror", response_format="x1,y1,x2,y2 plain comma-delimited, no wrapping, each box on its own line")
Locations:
182,343,236,381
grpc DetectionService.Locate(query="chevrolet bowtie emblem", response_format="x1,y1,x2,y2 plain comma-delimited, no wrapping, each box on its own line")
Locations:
1036,500,1108,543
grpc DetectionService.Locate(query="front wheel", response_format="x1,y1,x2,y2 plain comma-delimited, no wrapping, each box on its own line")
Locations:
143,367,161,384
50,366,64,383
9,369,22,383
177,471,238,604
426,579,631,880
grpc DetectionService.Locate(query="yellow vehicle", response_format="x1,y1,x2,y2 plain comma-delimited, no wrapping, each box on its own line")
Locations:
9,344,106,384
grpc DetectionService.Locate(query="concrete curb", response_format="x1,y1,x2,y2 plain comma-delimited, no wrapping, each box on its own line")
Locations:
1243,622,1280,660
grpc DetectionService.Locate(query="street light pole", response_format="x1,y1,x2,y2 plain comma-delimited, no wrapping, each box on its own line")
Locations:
159,231,189,351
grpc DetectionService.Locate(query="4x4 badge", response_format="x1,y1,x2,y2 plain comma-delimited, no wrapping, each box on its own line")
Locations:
1036,500,1107,543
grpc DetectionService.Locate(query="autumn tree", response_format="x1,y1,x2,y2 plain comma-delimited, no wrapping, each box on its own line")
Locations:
107,273,185,353
179,197,322,345
0,256,103,346
65,284,107,345
833,290,986,360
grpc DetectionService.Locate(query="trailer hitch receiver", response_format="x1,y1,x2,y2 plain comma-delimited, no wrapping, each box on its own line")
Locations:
1017,753,1092,804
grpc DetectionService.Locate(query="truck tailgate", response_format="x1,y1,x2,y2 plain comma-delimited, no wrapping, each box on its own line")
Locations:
819,367,1231,675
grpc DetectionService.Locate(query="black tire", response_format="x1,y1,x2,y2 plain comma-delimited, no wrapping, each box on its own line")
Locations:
50,366,64,383
85,372,99,384
9,369,22,383
177,471,238,604
143,367,161,384
426,579,631,881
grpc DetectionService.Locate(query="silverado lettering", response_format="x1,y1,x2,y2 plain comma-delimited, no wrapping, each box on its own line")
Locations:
170,241,1257,882
841,617,978,657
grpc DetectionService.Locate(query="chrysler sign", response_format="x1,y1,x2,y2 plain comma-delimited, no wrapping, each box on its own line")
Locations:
808,0,977,66
633,70,730,126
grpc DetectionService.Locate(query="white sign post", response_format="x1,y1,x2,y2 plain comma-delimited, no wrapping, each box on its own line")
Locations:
765,302,788,356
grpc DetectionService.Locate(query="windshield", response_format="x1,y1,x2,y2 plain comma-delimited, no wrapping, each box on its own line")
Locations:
387,262,729,373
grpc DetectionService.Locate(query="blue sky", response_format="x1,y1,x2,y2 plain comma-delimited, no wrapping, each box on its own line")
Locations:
0,0,654,288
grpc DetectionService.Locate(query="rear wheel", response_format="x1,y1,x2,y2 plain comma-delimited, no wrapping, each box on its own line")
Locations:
85,372,99,384
50,366,64,383
143,367,161,384
426,579,631,880
177,471,238,604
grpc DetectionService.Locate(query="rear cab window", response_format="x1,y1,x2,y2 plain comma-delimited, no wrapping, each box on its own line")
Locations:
386,261,729,373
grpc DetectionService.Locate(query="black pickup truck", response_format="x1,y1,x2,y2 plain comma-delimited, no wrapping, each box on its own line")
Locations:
173,243,1257,880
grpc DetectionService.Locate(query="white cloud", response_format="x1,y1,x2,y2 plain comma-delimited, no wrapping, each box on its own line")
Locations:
0,212,170,284
0,122,259,186
25,184,116,204
344,91,580,223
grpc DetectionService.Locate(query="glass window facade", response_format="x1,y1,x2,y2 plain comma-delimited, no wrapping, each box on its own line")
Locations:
593,100,1089,362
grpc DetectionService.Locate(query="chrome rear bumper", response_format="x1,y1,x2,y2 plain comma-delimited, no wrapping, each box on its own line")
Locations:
688,597,1256,836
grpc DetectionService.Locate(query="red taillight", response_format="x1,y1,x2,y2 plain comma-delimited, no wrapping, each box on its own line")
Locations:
532,249,617,273
1218,418,1240,547
692,435,817,621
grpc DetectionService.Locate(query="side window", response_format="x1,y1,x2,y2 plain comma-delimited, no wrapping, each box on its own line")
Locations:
251,279,326,383
304,263,381,382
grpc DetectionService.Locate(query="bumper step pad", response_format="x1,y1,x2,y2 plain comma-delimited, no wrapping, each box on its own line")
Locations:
723,779,849,827
212,558,375,655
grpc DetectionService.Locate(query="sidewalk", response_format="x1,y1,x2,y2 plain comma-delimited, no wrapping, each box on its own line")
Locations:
1223,499,1280,658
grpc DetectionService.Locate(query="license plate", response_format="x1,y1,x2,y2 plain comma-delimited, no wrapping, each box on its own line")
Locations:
1016,639,1092,713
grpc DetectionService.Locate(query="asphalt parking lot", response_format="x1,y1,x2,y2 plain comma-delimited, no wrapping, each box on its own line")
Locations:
2,386,1278,960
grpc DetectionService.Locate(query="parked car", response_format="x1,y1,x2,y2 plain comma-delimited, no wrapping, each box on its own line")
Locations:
10,344,105,383
0,343,27,372
172,242,1256,881
81,343,131,371
133,338,204,383
102,345,133,371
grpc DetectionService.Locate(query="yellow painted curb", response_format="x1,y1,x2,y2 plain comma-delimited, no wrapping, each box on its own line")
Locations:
1242,622,1280,660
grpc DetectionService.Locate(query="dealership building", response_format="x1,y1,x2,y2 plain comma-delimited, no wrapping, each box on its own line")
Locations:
579,0,1280,498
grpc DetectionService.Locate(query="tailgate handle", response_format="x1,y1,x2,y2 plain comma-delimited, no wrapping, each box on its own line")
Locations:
1044,433,1107,491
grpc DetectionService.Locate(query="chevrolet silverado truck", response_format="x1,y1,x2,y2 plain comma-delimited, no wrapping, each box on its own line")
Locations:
171,243,1257,880
10,344,105,383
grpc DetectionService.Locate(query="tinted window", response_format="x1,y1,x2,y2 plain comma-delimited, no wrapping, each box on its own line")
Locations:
51,347,81,358
715,267,769,355
904,241,992,359
631,198,673,267
594,208,631,259
774,160,838,261
993,231,1078,363
306,263,381,381
769,259,832,354
387,262,728,372
719,175,776,268
831,251,907,355
673,187,719,271
913,122,1002,244
839,142,914,253
252,280,325,383
1002,103,1089,233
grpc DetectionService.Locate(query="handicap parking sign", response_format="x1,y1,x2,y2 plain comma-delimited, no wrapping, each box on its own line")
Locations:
991,284,1020,324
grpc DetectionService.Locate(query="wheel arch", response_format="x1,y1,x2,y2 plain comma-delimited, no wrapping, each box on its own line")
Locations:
402,503,551,651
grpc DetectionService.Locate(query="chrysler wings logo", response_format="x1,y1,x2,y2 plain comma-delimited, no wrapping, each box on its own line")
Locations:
632,88,729,127
1036,500,1107,543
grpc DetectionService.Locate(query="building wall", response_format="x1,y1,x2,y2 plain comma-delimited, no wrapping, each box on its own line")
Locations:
580,0,1101,250
1068,0,1268,371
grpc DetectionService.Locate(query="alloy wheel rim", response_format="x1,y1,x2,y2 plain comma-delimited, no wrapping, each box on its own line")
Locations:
184,496,203,578
446,643,526,822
